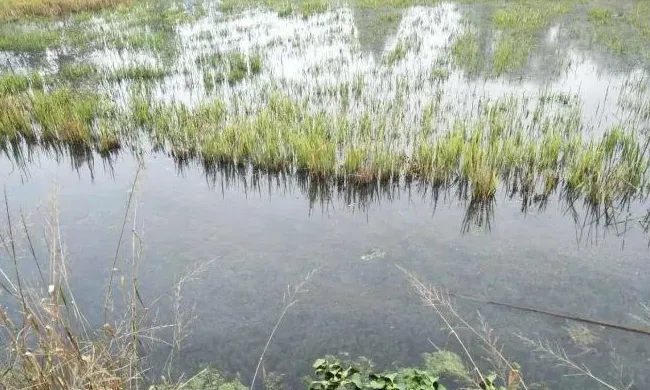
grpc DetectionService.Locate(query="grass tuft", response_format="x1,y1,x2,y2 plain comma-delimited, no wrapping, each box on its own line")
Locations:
0,0,134,22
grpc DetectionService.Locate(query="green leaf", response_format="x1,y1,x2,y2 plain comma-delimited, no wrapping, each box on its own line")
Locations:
313,359,327,369
348,373,363,389
384,373,397,382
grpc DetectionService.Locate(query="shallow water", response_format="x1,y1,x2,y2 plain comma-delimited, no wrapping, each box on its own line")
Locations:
2,150,650,389
2,1,650,388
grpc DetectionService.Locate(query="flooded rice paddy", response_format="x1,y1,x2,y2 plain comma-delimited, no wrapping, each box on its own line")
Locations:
2,0,650,388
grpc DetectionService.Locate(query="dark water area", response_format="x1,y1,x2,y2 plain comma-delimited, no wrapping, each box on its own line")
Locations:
1,151,649,389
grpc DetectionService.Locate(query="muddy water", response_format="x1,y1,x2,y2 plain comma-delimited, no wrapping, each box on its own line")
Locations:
2,1,650,389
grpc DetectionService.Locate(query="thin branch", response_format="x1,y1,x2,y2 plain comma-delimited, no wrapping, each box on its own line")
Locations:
250,267,321,390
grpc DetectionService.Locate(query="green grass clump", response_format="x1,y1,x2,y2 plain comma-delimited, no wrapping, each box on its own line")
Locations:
32,87,102,146
452,29,481,74
108,30,168,51
492,6,547,30
97,124,121,155
220,0,329,17
342,146,366,177
196,53,225,68
0,27,60,51
0,72,42,95
296,0,328,18
0,95,33,146
226,52,263,85
587,7,612,23
492,33,533,75
127,90,650,208
196,51,262,85
383,40,408,65
59,62,98,81
109,64,168,82
0,0,133,22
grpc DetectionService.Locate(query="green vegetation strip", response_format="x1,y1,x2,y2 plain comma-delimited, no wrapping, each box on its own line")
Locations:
0,0,133,22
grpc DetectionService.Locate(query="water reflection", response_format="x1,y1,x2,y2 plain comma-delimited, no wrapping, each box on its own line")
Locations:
4,142,649,245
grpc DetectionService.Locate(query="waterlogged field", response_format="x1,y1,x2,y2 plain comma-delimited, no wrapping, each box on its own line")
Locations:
1,0,650,216
2,0,650,388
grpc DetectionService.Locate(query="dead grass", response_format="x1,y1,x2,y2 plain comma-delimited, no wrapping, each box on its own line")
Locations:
0,0,133,22
0,172,207,390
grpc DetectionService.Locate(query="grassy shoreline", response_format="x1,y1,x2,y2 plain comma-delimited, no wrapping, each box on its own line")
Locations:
0,0,133,22
2,86,649,207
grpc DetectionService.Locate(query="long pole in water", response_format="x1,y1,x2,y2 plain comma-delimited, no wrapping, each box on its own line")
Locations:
447,291,650,337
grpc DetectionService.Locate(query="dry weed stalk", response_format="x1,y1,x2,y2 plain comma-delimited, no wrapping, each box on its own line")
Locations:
250,267,321,390
0,164,201,390
397,264,527,390
0,191,148,389
516,336,627,390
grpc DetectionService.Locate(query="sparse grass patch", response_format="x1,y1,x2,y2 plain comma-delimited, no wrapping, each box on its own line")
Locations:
226,52,263,84
109,64,169,82
492,32,533,75
587,7,612,24
452,28,481,74
383,40,408,65
58,62,98,81
108,30,168,51
219,0,329,17
0,26,60,51
297,0,328,18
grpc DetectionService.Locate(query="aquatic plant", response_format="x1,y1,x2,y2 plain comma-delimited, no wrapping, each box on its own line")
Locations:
226,52,263,84
58,62,98,81
0,95,33,147
451,28,481,74
0,26,60,51
109,64,169,82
